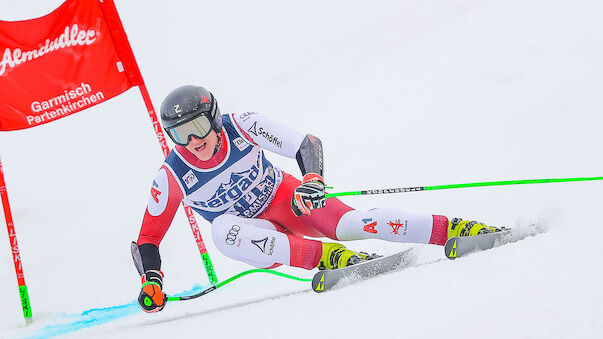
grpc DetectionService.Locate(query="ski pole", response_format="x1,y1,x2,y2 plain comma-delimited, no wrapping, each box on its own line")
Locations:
325,176,603,198
138,82,217,285
167,269,311,302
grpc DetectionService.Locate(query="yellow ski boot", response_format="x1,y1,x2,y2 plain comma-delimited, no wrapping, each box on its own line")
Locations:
318,242,376,270
448,217,505,239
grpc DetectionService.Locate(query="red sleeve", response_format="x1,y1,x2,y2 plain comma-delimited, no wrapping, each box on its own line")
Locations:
137,165,184,246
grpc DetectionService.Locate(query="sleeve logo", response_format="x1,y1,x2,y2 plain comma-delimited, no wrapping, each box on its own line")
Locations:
247,121,283,148
147,168,169,216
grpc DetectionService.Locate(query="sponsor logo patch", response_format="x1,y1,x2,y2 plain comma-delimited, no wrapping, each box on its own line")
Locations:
233,137,250,151
192,153,277,218
147,168,169,216
239,112,257,122
247,121,282,148
225,225,241,245
388,219,407,235
362,218,378,234
151,180,161,203
251,236,276,255
251,237,267,252
183,170,199,189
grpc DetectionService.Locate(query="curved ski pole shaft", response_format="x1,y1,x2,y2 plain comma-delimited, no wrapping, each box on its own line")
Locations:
326,176,603,198
167,269,311,302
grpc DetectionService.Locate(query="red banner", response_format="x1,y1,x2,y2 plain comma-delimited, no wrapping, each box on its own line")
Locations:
0,0,143,131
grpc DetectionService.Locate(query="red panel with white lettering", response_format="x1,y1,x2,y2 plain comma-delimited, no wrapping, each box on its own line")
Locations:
0,0,137,131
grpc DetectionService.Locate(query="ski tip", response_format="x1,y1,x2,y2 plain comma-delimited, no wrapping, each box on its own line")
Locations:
444,238,458,260
312,271,327,293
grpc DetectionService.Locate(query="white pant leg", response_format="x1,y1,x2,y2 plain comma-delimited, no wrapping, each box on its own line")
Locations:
336,208,434,244
212,214,291,268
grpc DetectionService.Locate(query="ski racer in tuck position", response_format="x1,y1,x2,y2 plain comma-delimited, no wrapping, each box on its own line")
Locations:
133,85,504,312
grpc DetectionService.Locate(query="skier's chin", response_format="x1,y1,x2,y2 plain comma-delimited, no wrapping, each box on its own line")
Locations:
194,152,210,161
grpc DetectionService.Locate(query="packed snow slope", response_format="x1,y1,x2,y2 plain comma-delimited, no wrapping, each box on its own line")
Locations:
1,0,602,338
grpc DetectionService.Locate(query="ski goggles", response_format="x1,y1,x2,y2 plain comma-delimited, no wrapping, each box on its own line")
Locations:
166,113,214,146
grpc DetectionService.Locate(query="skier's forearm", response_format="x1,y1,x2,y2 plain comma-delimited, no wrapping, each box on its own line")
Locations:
295,134,324,177
137,243,161,271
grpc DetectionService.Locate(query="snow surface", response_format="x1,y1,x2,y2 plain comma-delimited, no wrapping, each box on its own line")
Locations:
1,0,602,338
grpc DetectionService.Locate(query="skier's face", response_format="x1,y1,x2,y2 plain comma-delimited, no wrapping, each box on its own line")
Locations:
185,130,219,161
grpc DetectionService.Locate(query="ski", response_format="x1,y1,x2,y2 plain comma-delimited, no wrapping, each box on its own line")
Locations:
311,249,415,293
444,230,514,259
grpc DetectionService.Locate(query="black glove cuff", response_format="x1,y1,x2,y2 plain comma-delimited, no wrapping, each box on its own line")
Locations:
138,243,161,272
143,270,164,289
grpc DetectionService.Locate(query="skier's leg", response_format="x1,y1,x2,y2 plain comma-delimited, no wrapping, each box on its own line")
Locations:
335,210,506,245
211,214,322,269
335,209,450,245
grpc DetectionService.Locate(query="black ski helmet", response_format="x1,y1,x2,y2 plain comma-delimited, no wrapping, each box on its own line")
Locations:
160,85,222,145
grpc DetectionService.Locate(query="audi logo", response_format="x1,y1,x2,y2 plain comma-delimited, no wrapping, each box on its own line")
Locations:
225,225,241,245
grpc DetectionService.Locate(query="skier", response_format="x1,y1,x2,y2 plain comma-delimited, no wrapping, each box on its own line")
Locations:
133,85,504,312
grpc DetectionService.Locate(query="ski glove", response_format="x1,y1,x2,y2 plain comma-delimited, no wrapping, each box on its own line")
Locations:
291,173,326,216
138,270,167,313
